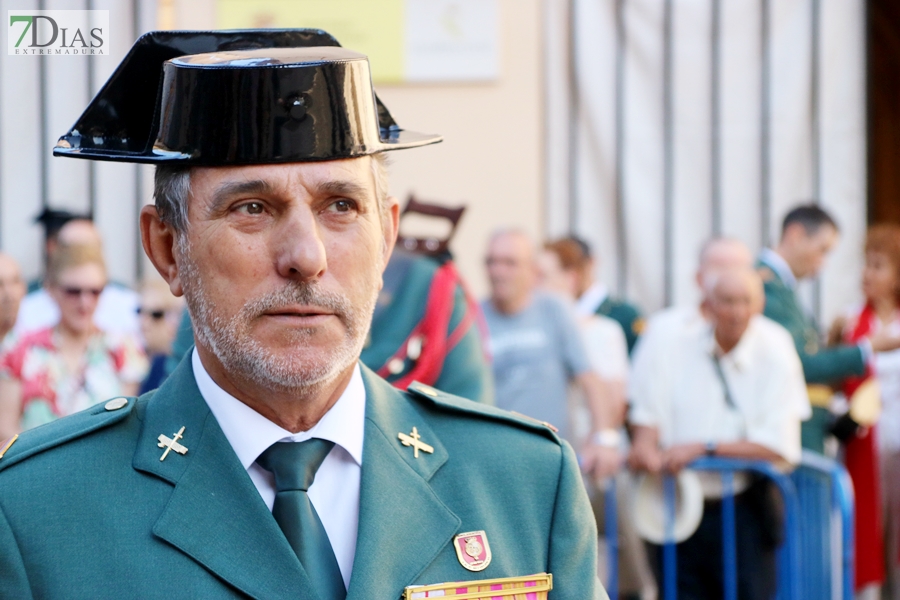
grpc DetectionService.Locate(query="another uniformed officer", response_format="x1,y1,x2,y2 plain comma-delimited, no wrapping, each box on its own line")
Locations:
567,237,645,354
757,205,900,452
362,246,492,404
0,31,604,599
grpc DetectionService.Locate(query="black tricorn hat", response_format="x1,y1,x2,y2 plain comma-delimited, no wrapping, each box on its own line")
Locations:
53,29,441,165
34,208,92,239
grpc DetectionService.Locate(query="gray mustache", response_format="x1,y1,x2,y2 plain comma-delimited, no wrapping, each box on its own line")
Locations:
240,283,352,320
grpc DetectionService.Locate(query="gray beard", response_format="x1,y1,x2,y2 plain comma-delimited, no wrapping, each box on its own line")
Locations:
176,241,378,395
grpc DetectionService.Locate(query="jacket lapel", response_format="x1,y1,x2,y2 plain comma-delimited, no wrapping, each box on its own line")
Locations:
133,357,318,600
346,368,461,600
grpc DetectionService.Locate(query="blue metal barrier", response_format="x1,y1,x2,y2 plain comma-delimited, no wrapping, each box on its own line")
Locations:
789,451,855,600
602,454,854,600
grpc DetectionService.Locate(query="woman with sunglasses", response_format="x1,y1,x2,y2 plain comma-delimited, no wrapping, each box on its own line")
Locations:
0,243,147,438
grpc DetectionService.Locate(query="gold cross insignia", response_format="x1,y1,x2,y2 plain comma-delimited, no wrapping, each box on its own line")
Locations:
398,426,434,459
157,426,188,461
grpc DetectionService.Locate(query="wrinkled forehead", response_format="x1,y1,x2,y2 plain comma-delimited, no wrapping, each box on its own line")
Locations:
189,156,377,202
713,271,762,300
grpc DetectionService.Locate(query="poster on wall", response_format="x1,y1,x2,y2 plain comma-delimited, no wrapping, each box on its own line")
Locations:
215,0,499,83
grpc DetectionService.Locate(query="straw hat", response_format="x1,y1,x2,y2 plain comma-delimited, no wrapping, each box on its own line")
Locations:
632,470,704,544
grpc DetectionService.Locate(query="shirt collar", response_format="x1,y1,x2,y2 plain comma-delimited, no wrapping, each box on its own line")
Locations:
759,248,797,290
705,317,759,372
191,348,366,469
576,282,609,316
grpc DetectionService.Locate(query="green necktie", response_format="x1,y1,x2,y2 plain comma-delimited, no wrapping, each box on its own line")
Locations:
257,439,346,600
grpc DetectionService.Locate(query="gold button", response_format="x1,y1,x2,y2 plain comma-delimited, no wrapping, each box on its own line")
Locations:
416,385,438,397
105,398,128,411
388,358,405,375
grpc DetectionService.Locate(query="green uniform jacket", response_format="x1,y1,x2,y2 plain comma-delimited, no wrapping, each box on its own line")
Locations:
0,358,604,599
596,297,644,355
361,251,493,404
758,259,866,452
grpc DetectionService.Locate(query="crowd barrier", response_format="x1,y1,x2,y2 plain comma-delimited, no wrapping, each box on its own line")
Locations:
601,452,854,600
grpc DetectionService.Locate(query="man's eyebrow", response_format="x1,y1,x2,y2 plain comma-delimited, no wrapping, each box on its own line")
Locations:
208,180,276,212
315,179,372,200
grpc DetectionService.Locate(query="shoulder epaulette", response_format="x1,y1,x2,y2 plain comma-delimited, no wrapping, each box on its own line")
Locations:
0,396,136,472
406,382,561,443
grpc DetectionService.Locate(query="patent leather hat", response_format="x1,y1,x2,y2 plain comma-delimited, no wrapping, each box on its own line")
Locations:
53,29,441,165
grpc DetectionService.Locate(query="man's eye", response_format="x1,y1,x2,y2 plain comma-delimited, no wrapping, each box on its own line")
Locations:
329,199,354,213
240,202,265,215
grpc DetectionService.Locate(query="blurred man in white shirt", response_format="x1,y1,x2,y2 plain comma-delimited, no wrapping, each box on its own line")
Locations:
629,267,808,600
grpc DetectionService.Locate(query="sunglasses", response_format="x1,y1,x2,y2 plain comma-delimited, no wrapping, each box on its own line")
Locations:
62,286,103,298
136,307,167,320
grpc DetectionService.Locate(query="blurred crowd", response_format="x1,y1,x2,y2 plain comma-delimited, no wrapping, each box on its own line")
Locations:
480,205,900,600
0,211,185,440
4,200,900,599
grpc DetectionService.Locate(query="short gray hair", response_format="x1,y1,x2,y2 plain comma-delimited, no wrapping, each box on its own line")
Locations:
153,153,391,233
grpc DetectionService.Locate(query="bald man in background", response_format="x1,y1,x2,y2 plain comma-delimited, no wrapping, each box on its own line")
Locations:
0,253,26,347
15,219,140,337
481,229,623,479
630,267,806,600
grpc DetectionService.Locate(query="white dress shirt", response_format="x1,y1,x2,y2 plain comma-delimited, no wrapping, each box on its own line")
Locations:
575,282,609,317
759,248,797,290
192,350,364,588
581,313,629,381
629,315,808,496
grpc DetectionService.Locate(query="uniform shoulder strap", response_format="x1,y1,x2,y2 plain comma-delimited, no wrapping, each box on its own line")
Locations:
405,382,561,443
0,397,137,473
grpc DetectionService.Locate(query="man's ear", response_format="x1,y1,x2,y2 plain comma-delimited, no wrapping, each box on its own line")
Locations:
380,196,400,272
140,205,184,297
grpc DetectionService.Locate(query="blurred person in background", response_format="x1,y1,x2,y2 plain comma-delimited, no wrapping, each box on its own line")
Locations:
0,244,147,438
15,218,140,337
0,253,26,348
830,224,900,598
629,267,806,600
538,238,628,429
639,237,755,344
570,237,644,354
758,205,900,454
137,277,185,394
481,229,622,479
539,238,653,600
29,208,87,292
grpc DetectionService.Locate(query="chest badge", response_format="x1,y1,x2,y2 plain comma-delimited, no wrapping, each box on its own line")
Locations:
157,426,188,461
454,530,492,572
398,426,434,459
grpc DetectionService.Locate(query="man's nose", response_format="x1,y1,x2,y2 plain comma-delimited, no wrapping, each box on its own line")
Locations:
273,208,327,280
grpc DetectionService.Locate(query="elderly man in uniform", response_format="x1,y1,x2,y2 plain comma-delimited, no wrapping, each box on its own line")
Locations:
0,31,603,599
758,205,900,452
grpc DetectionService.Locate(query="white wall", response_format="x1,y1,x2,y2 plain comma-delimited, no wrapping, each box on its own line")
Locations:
545,0,867,324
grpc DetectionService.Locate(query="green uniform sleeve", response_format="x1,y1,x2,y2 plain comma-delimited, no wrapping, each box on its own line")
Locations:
762,279,866,385
431,285,494,404
798,344,866,385
0,502,33,599
547,440,608,600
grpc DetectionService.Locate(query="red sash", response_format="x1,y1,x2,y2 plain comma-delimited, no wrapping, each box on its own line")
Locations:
843,303,886,589
377,261,488,389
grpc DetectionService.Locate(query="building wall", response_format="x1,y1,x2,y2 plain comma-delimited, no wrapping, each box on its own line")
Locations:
545,0,867,324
